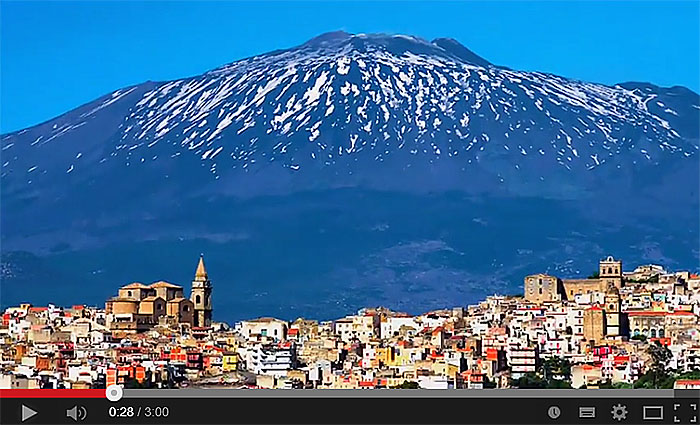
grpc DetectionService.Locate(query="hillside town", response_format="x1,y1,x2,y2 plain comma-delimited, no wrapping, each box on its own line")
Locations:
1,254,699,390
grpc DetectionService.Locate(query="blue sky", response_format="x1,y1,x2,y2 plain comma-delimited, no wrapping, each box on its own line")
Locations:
1,0,699,133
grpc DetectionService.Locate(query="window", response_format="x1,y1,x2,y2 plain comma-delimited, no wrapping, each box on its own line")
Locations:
183,305,189,312
128,290,132,297
650,329,657,338
157,304,162,310
196,295,201,304
659,329,665,338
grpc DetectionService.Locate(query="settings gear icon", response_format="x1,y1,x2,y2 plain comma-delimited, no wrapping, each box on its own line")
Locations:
611,403,628,421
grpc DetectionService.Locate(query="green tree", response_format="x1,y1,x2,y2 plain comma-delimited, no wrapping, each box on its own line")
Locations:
482,376,497,389
391,380,419,389
634,341,674,389
648,341,673,388
599,380,633,389
541,356,572,383
587,271,600,279
513,373,546,389
513,357,573,389
546,379,572,389
676,370,700,380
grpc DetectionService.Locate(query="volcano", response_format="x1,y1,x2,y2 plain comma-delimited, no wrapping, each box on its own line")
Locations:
1,32,698,321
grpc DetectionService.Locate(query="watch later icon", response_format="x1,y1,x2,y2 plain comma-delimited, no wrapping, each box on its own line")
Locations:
548,405,562,420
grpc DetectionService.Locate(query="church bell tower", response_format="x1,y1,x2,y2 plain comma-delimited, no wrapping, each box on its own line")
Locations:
191,254,213,327
600,255,623,290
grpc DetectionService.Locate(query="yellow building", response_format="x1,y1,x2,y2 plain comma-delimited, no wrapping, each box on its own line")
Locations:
562,256,624,300
599,256,623,290
524,274,562,303
583,306,605,343
222,352,239,372
106,281,194,332
604,289,621,337
104,256,216,333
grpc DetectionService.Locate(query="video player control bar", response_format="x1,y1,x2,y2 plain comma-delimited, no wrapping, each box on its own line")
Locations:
1,389,698,424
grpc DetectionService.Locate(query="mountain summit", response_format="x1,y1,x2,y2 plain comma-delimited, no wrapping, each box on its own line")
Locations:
1,32,698,318
2,31,698,200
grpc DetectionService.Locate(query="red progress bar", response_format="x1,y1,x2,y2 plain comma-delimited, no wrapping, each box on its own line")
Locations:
0,389,105,398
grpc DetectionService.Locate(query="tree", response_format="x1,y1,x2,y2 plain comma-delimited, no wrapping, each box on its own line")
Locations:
547,379,572,389
599,380,633,389
391,380,419,389
512,357,574,389
482,376,497,389
513,373,546,389
587,271,600,279
541,356,572,383
648,341,673,388
634,341,674,389
676,370,700,381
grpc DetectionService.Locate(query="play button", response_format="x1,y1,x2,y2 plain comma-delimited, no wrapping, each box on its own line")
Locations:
21,405,38,422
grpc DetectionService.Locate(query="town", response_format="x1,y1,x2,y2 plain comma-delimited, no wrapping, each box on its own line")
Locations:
1,254,699,390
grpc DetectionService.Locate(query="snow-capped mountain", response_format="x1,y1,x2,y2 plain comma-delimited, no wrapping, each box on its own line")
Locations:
2,31,698,199
1,32,698,319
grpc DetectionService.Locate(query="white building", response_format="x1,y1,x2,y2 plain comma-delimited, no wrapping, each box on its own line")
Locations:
334,314,379,343
239,318,288,342
380,316,419,339
248,343,297,377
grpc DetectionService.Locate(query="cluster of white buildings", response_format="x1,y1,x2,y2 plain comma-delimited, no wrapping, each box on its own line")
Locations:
2,257,699,391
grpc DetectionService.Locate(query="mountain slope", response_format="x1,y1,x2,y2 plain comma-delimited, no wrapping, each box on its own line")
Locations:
3,32,698,197
1,32,698,319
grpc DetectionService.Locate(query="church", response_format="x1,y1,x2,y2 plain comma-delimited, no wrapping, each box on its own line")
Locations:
105,255,213,333
523,255,624,340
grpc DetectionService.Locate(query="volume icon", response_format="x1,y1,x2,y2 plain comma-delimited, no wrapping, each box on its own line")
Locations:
66,405,87,422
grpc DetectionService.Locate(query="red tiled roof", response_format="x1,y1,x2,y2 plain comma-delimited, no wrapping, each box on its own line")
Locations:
614,356,630,364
